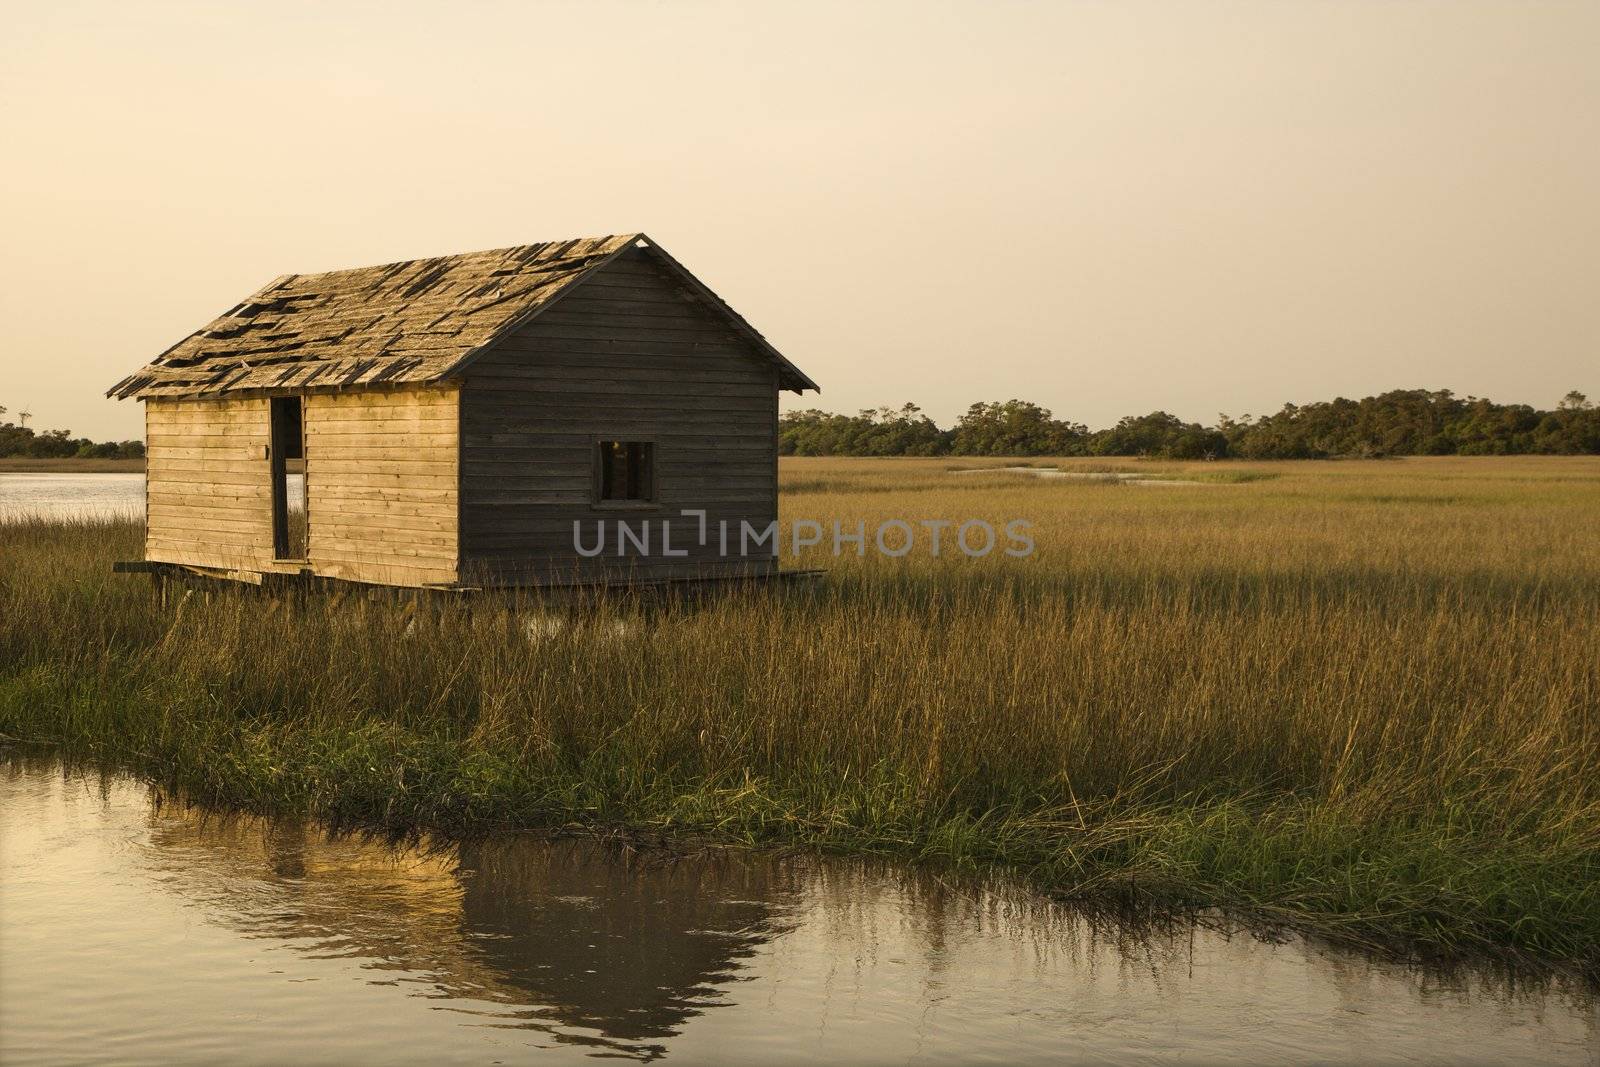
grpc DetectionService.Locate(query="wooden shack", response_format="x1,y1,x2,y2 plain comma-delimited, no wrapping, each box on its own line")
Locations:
107,234,818,590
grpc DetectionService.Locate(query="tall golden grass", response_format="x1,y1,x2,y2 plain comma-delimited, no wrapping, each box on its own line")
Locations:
1,456,1597,973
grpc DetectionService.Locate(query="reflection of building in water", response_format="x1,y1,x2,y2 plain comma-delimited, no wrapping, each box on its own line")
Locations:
458,840,792,1046
140,806,796,1060
149,793,1526,1064
13,762,1596,1065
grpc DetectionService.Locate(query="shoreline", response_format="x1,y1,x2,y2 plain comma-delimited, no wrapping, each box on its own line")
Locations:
0,457,144,473
3,460,1596,985
4,732,1594,986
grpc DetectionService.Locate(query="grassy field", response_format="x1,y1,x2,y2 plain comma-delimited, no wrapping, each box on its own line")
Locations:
1,456,1597,976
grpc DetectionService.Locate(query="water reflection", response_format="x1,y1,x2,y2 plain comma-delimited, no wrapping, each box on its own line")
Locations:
142,808,801,1059
3,758,1596,1065
455,840,790,1052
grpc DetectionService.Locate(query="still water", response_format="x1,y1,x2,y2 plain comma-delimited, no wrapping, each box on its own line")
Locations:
0,473,144,520
1,759,1594,1065
0,472,303,521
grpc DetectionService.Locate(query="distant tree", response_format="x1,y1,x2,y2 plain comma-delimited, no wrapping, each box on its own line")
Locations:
779,389,1599,459
1558,390,1591,411
0,405,146,460
1090,411,1226,458
949,400,1087,456
779,403,949,456
1531,391,1600,454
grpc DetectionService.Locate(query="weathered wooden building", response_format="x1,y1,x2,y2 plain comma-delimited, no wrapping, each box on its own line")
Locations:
107,234,817,589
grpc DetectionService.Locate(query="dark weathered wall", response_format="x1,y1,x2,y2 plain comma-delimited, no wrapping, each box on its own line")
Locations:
459,245,780,584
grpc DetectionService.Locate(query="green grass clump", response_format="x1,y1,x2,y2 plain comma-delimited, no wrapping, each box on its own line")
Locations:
2,455,1598,978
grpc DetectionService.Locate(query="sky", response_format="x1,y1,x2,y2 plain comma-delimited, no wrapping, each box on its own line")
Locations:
2,0,1596,441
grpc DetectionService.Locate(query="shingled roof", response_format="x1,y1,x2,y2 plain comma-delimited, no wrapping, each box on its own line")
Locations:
107,233,816,399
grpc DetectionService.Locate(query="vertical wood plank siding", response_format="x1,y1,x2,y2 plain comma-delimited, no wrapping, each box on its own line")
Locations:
144,397,274,572
304,386,460,587
459,246,780,584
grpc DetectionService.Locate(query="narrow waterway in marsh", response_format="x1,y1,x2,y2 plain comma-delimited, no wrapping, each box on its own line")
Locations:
1,757,1594,1065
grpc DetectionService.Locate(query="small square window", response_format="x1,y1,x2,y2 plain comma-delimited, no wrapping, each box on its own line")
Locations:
596,440,654,502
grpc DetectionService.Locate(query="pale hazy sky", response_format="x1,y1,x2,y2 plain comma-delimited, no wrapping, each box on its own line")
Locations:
2,0,1596,440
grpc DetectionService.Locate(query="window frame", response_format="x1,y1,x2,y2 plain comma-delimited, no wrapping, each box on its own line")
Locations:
591,437,659,509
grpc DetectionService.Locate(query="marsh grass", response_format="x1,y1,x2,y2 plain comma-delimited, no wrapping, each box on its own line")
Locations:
1,456,1597,975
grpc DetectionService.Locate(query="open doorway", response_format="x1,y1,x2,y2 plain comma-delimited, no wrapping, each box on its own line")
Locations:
270,397,307,560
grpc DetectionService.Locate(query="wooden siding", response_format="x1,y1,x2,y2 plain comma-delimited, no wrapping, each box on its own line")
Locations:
460,245,779,585
145,397,275,572
304,387,460,588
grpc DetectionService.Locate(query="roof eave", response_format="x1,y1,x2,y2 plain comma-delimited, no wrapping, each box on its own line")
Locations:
780,370,820,394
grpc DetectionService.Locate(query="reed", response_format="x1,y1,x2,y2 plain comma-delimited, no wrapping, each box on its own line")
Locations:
1,456,1597,975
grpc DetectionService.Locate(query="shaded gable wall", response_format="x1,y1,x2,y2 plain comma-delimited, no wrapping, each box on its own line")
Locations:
458,246,780,584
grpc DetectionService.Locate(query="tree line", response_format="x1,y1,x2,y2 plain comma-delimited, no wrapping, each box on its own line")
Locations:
779,390,1600,459
5,389,1597,462
0,406,144,460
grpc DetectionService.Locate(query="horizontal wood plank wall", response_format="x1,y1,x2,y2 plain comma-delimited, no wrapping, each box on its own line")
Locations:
145,398,274,571
305,386,460,587
460,245,779,585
